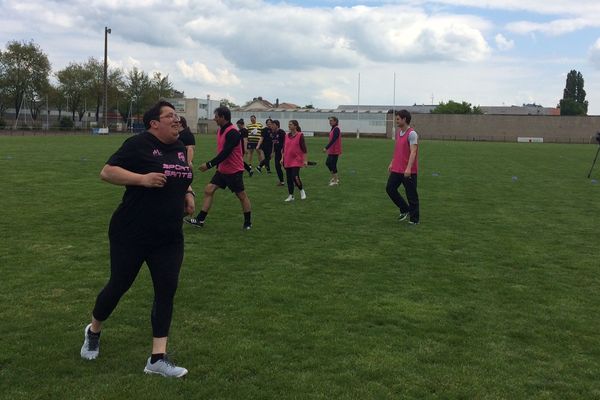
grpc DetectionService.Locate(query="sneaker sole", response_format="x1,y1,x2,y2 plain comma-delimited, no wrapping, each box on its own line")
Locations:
184,219,204,228
144,367,188,378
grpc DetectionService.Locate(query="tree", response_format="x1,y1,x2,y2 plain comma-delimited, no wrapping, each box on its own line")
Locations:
431,100,482,114
220,98,238,109
83,58,104,122
150,72,175,100
0,40,51,118
559,70,588,116
56,62,94,121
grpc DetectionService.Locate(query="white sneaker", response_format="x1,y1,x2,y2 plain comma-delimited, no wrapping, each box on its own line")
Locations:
144,356,188,378
284,195,295,202
328,180,338,186
80,323,100,360
300,189,307,200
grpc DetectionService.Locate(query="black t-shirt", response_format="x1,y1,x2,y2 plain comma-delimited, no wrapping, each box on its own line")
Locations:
179,127,196,146
272,129,286,151
106,131,193,244
239,127,249,140
261,127,273,148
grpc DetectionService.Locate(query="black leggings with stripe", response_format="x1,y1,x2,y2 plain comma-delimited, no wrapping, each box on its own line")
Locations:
285,167,303,195
92,238,183,338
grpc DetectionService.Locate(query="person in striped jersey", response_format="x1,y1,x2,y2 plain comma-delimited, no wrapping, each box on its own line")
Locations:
245,115,263,172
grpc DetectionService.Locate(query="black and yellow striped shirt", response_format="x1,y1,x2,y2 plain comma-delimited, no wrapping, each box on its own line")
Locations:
247,122,263,144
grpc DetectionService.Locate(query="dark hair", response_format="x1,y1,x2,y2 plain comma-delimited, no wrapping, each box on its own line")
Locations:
395,109,411,124
266,118,272,124
236,118,245,125
272,120,280,128
329,116,338,124
289,119,301,132
143,100,176,129
214,106,231,122
250,114,256,118
179,116,188,129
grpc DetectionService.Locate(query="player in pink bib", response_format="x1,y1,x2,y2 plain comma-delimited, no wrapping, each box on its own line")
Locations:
323,116,342,186
386,109,420,224
281,120,308,201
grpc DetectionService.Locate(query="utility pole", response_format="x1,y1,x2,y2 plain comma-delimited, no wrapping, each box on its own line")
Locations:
104,26,112,130
356,73,360,139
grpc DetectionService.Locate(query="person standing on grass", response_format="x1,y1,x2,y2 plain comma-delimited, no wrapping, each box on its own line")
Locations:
80,101,193,378
271,120,286,186
323,116,342,186
281,119,307,202
246,115,263,172
178,116,195,167
257,119,273,173
236,118,254,177
185,106,252,230
386,109,419,225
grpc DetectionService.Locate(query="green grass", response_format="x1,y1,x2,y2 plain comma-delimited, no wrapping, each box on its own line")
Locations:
1,134,599,399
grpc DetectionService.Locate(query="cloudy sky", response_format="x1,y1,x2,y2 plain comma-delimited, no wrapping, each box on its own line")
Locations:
2,0,600,113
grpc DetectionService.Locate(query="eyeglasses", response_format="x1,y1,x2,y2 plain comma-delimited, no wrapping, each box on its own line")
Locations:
160,113,180,122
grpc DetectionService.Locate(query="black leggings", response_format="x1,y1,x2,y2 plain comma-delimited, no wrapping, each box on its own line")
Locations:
274,150,284,182
92,238,183,338
259,145,273,171
386,172,419,223
285,167,303,195
325,154,339,173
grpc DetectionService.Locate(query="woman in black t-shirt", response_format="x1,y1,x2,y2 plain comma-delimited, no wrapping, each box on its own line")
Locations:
178,116,196,167
271,120,286,185
80,101,194,378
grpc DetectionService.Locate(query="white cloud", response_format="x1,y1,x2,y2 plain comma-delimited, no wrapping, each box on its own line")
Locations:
316,88,352,105
589,38,600,69
506,18,592,36
176,60,240,86
495,34,514,51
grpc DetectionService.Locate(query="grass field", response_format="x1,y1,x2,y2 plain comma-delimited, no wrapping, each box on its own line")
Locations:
1,134,599,399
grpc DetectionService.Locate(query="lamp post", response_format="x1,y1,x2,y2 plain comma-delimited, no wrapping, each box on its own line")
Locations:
103,26,111,129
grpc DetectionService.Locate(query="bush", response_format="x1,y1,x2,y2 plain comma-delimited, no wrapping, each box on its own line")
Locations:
59,117,74,130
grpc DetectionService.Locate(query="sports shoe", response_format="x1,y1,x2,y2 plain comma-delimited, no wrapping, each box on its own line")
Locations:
248,170,254,177
144,356,188,378
284,195,295,202
328,180,339,186
408,220,419,225
300,189,307,200
243,223,252,230
184,217,204,227
398,212,409,222
80,324,100,360
256,166,262,173
277,182,285,186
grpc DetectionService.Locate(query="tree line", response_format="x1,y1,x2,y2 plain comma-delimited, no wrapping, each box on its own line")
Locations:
0,40,183,127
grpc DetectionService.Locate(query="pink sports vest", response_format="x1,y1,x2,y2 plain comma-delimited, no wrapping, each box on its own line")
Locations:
391,127,418,174
283,132,305,168
217,124,244,174
327,126,342,155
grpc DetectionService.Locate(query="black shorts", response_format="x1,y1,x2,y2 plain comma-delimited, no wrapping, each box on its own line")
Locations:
210,171,245,193
247,142,258,150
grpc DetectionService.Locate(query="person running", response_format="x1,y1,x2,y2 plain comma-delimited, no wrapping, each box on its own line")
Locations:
257,119,273,173
281,119,307,201
386,109,420,225
245,115,263,171
236,118,254,177
323,116,342,186
80,101,193,378
185,106,252,229
178,116,195,167
271,120,286,186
